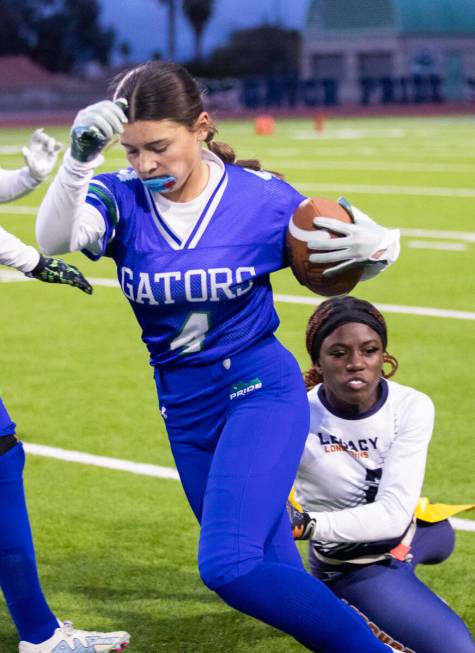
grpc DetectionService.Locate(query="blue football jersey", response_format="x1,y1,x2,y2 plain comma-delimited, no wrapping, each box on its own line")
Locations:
84,164,305,367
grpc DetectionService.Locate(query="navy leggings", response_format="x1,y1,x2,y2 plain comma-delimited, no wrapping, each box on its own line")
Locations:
309,520,475,652
154,337,392,652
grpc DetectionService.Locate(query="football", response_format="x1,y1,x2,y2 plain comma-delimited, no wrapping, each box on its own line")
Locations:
286,196,364,297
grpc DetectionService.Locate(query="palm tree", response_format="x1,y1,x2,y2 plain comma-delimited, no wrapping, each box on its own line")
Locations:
159,0,177,60
183,0,213,63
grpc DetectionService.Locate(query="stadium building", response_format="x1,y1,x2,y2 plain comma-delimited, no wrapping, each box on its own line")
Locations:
301,0,475,104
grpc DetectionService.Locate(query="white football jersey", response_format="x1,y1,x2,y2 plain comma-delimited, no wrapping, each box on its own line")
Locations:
295,378,434,559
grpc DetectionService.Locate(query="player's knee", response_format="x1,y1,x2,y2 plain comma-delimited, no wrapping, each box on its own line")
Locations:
198,555,224,590
445,621,475,653
438,631,475,653
198,543,262,590
432,520,455,563
415,519,455,565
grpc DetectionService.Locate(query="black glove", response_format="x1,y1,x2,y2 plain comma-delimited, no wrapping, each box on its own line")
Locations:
286,501,316,540
25,255,93,295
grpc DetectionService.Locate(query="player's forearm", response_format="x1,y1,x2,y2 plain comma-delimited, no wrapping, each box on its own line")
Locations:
36,149,104,255
310,433,429,543
311,493,413,543
0,167,39,203
0,226,40,272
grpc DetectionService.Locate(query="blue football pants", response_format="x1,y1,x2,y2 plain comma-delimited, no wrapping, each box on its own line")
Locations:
310,520,475,652
0,397,57,644
155,337,392,652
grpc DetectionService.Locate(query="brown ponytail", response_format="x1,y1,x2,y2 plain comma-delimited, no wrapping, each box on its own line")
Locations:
205,118,268,172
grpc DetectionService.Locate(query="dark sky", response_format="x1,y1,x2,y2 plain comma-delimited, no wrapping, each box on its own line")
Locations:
100,0,311,62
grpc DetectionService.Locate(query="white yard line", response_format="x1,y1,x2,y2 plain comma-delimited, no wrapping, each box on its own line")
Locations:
399,228,475,242
268,146,475,160
297,182,475,198
1,203,474,242
0,145,22,154
24,442,180,480
272,294,475,320
1,270,474,320
291,128,407,140
23,442,474,532
0,205,36,214
450,517,475,533
407,240,467,251
266,160,475,173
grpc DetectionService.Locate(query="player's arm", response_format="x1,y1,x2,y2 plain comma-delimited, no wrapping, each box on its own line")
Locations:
36,100,127,255
308,197,400,279
0,225,40,271
292,393,435,543
0,129,61,203
0,225,92,293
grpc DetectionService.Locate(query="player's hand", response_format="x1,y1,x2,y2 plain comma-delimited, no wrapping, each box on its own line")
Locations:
22,129,62,182
25,255,93,294
70,99,128,162
308,197,392,278
286,502,316,540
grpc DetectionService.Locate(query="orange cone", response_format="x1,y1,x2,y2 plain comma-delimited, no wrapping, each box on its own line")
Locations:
314,112,325,132
255,114,275,135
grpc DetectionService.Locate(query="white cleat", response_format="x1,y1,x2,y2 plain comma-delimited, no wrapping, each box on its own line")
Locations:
19,621,130,653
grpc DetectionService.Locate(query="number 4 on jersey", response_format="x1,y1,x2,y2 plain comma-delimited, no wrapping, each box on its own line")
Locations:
170,312,211,354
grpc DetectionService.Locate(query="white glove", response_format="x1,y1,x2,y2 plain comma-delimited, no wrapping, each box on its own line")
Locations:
308,197,400,278
70,99,128,162
22,129,62,183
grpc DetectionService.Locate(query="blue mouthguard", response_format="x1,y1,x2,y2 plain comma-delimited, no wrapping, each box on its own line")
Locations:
142,176,177,193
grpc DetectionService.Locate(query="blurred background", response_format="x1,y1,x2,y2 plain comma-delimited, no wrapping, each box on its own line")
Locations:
0,0,474,120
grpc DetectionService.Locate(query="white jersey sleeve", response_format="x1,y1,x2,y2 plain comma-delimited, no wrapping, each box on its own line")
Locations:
0,167,40,203
295,380,434,544
0,167,42,271
0,225,40,272
36,149,105,255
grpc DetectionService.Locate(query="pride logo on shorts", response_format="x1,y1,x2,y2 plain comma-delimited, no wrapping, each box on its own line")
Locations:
229,377,263,400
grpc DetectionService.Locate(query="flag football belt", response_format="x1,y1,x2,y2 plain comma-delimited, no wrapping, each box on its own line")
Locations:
289,488,475,567
313,519,417,566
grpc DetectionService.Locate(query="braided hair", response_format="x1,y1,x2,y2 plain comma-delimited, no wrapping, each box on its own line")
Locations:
304,297,398,390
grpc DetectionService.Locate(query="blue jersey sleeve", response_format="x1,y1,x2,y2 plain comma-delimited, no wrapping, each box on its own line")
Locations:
83,174,121,260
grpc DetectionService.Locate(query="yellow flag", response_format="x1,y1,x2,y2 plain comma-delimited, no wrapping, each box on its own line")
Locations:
415,497,475,523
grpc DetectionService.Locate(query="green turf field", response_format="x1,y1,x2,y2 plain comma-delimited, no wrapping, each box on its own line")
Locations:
0,115,474,651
